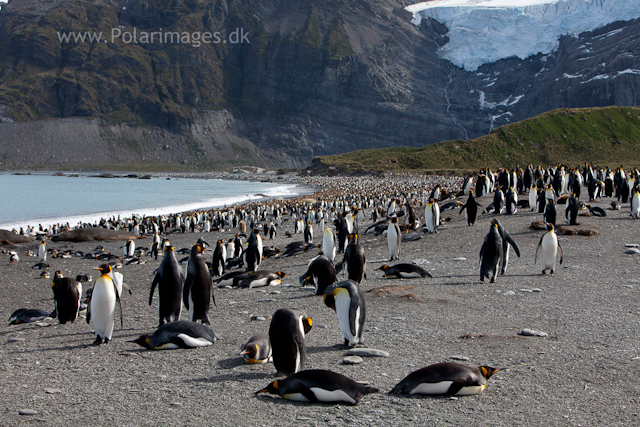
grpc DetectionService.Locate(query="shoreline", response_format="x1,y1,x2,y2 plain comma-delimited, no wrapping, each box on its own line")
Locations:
0,172,317,234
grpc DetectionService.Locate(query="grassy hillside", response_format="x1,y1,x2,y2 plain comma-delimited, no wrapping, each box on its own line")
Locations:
308,106,640,174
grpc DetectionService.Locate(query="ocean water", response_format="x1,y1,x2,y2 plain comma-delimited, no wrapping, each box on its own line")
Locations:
0,173,302,231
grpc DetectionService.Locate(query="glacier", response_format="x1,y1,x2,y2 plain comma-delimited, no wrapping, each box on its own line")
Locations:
406,0,640,71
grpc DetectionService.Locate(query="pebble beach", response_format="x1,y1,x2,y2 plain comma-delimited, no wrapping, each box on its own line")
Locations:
1,172,639,426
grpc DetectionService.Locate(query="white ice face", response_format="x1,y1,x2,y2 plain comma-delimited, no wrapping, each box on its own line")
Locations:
406,0,640,71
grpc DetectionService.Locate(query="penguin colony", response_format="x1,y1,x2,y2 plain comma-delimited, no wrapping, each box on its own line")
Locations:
5,163,638,409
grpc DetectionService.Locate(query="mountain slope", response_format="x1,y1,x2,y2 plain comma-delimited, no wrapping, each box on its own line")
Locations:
307,106,640,173
0,0,639,170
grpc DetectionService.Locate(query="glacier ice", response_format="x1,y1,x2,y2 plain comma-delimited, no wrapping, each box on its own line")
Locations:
406,0,640,71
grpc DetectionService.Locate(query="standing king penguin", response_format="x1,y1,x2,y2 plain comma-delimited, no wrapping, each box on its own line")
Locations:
323,280,366,347
535,223,563,274
459,192,478,225
51,271,82,324
322,228,337,262
387,217,401,261
87,264,123,345
183,243,215,324
269,308,312,376
479,222,503,283
149,245,184,326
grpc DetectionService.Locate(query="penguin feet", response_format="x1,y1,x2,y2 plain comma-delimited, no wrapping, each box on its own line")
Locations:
479,276,485,282
541,271,546,275
92,336,103,346
104,338,110,344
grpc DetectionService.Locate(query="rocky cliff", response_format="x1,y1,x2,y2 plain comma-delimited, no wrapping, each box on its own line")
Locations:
0,0,639,171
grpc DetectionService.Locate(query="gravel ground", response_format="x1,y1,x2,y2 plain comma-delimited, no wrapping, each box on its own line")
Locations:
1,179,639,426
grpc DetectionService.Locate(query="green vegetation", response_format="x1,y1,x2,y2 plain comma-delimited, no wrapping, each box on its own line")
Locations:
309,107,640,174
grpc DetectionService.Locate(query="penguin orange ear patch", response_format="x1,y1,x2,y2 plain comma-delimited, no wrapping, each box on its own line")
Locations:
481,367,488,376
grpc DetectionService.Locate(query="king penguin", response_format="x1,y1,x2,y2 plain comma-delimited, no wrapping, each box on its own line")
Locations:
535,223,563,274
269,308,312,376
387,217,401,261
491,219,520,275
322,228,337,262
241,333,272,364
256,369,378,405
337,234,366,284
86,264,122,345
565,193,579,225
390,362,501,396
505,187,518,215
183,243,215,324
459,191,478,225
479,222,502,283
244,229,263,272
38,240,47,262
123,239,135,257
149,245,184,326
130,321,219,350
424,198,440,234
211,239,226,277
51,271,82,324
631,187,640,218
323,280,366,347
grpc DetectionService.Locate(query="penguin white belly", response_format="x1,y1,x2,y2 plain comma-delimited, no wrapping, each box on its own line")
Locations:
399,271,422,278
91,284,116,339
283,393,309,402
529,191,536,210
155,342,181,350
455,384,486,396
189,292,195,321
249,278,269,288
410,381,453,395
309,387,357,404
176,333,214,347
335,292,356,344
541,234,558,270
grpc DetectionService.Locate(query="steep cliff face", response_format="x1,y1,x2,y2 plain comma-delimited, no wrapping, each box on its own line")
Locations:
0,0,638,171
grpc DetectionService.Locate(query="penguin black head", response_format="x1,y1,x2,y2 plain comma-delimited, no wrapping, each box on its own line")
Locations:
130,335,152,349
255,380,279,395
164,245,174,253
276,271,288,278
480,366,502,380
545,223,555,231
375,265,388,272
95,264,112,275
323,294,336,311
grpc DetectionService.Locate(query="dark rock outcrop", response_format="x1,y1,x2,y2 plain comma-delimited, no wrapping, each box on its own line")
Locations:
0,0,638,170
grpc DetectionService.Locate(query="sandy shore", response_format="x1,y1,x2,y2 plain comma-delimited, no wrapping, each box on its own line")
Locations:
1,173,639,426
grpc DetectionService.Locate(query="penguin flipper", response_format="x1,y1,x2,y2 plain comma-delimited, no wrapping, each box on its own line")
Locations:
149,274,159,305
288,380,319,403
557,242,563,264
114,282,124,329
505,233,521,257
534,234,544,264
459,204,467,215
446,377,470,396
183,274,194,310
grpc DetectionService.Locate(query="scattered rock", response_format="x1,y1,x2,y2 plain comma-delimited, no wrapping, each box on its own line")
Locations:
19,409,37,416
390,317,405,321
519,289,533,293
532,288,542,292
119,352,138,357
35,322,51,327
345,348,390,357
450,355,470,361
251,316,266,321
343,356,363,365
453,257,466,261
45,388,61,394
256,299,275,303
503,291,516,296
7,337,25,343
519,329,548,337
169,402,183,407
269,290,281,294
625,244,639,248
625,248,640,255
297,416,311,421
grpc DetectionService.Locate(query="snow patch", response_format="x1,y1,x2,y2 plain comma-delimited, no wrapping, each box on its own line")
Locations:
406,0,640,71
